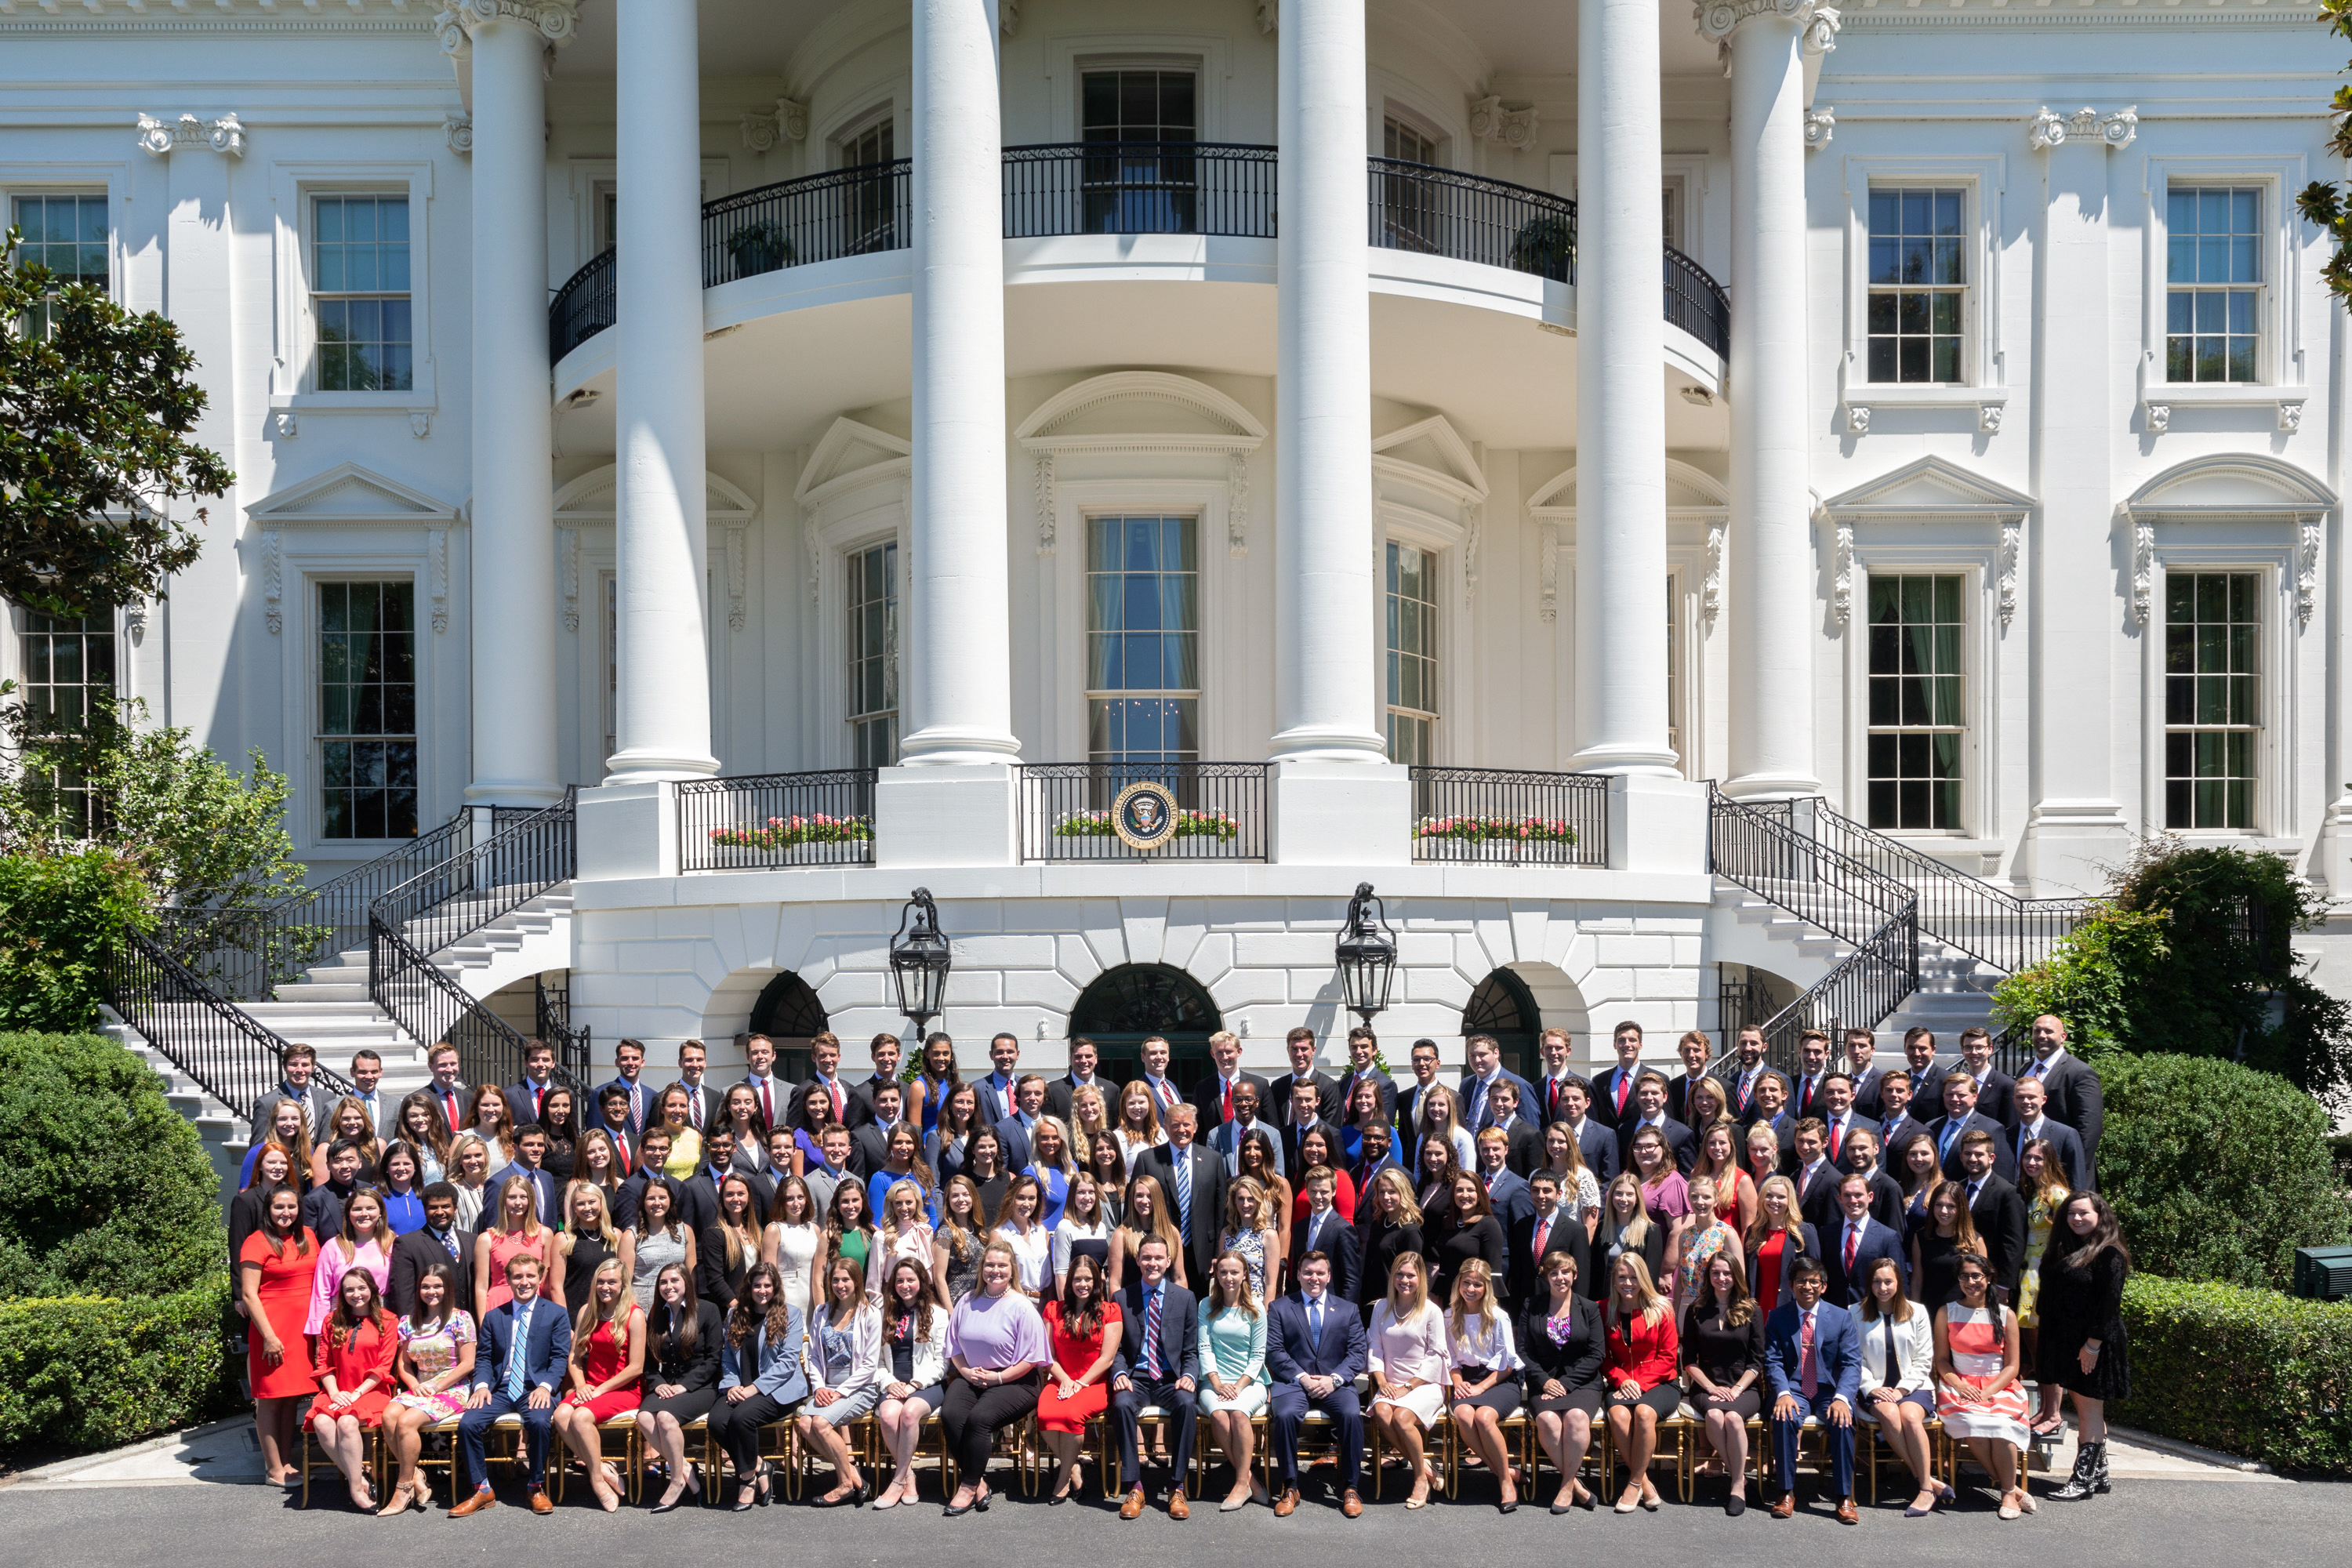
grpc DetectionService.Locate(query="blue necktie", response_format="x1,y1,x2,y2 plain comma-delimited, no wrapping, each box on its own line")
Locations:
1171,1150,1192,1238
1308,1297,1324,1348
505,1301,531,1399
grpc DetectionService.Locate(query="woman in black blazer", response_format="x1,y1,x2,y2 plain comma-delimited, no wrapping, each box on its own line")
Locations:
1357,1167,1428,1321
1426,1170,1508,1307
634,1261,724,1512
1680,1251,1766,1515
1518,1247,1606,1514
1595,1173,1670,1288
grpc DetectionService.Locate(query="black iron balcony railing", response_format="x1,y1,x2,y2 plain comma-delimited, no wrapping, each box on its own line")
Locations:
1004,141,1279,239
1018,762,1269,862
1665,245,1731,359
704,158,914,286
677,770,880,872
1408,767,1610,867
1367,158,1574,282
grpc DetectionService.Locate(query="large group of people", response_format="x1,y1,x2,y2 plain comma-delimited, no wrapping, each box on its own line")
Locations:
234,1012,2129,1523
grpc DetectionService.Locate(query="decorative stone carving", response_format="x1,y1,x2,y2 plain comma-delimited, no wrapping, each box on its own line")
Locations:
1831,511,1855,626
125,596,151,641
2145,402,2171,433
428,525,450,633
2026,107,2067,150
1468,96,1540,152
273,411,298,439
746,97,810,151
779,99,810,142
2131,514,2154,626
741,110,779,154
1803,4,1842,53
2300,518,2321,628
1998,516,2020,630
1694,0,1808,41
409,409,433,439
1804,107,1835,150
1033,451,1057,554
438,0,579,54
1463,501,1482,598
1845,404,1871,435
1000,0,1020,34
1228,451,1252,557
1704,517,1726,630
2280,400,2306,433
1258,0,1279,32
720,523,749,632
445,114,473,155
137,111,244,158
2028,104,2136,151
1539,522,1560,623
262,528,283,634
1979,402,2004,435
559,526,581,633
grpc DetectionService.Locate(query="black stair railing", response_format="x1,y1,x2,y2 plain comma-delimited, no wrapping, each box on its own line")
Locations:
107,926,352,1117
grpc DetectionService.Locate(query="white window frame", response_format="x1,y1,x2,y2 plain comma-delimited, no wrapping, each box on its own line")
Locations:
832,104,897,171
267,162,435,416
1857,568,1973,837
1049,38,1226,142
796,439,911,771
840,532,904,768
1381,535,1443,765
2137,546,2298,844
2139,155,2307,423
1835,157,2008,431
0,166,128,305
1837,542,2001,845
1054,488,1225,761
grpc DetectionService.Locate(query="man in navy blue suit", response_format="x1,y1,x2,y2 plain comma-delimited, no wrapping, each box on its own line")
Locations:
1266,1251,1368,1516
1111,1235,1200,1519
1764,1257,1860,1524
1457,1033,1537,1134
593,1037,653,1144
487,1123,561,1226
1929,1073,2016,1181
2008,1076,2091,1193
506,1039,562,1130
1820,1172,1907,1307
450,1251,572,1515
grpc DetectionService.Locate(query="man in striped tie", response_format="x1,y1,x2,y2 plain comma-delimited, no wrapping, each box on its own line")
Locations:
1112,1236,1199,1519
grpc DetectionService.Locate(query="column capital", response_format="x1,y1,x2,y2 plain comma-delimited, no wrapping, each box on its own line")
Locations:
1694,0,1837,49
2026,104,2138,153
436,0,580,57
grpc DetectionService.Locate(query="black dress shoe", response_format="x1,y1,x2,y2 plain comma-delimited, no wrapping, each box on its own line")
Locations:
1497,1500,1519,1515
943,1501,975,1518
974,1489,991,1512
1549,1502,1572,1516
1573,1486,1597,1512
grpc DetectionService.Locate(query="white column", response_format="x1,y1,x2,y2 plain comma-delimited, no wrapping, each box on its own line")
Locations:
1709,0,1822,800
608,0,719,785
899,0,1018,764
1269,0,1384,761
454,2,572,806
1570,0,1679,775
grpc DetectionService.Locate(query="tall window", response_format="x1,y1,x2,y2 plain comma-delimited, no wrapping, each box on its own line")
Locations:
2165,572,2259,830
837,117,896,251
11,194,107,338
318,581,418,839
1087,514,1198,764
1383,116,1436,165
841,117,893,169
1080,70,1197,233
312,194,412,391
1867,187,1965,383
2166,187,2261,383
1866,574,1963,831
846,540,898,767
16,610,116,834
1377,117,1442,253
1385,542,1438,764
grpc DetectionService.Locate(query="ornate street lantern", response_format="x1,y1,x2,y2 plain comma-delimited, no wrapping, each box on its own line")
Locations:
889,887,951,1035
1335,881,1398,1025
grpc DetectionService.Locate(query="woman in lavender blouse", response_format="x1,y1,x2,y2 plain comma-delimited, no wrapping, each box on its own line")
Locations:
939,1237,1050,1516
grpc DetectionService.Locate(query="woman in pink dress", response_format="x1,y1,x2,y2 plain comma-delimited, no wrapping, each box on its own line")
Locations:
1935,1250,2034,1519
303,1187,393,1336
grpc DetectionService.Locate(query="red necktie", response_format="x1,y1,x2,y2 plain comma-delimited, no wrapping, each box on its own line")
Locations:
614,1135,632,1176
1845,1225,1860,1274
1800,1312,1819,1397
1547,1079,1561,1120
1613,1073,1631,1116
1534,1217,1552,1260
1800,1076,1814,1112
441,1089,460,1131
1829,1118,1843,1163
829,1080,845,1122
760,1081,773,1127
1222,1078,1232,1121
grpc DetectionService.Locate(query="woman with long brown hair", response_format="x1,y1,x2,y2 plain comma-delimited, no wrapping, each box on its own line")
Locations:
1911,1177,1982,1311
912,1033,962,1141
873,1255,953,1508
699,1171,764,1311
465,1083,517,1166
710,1261,809,1509
931,1173,989,1304
474,1170,557,1322
1679,1250,1762,1513
2038,1192,2133,1502
635,1261,723,1512
1035,1250,1119,1502
239,1098,313,1192
394,1091,451,1182
306,1266,397,1510
238,1183,317,1487
306,1185,394,1337
1108,1172,1184,1292
309,1096,384,1185
796,1254,883,1507
379,1260,474,1513
1857,1254,1945,1516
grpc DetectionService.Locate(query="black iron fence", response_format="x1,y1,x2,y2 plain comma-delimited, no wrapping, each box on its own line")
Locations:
704,158,913,286
1018,762,1269,862
1408,767,1610,867
677,770,879,871
107,927,352,1118
535,972,591,1086
1368,159,1575,283
549,249,616,362
1665,245,1731,359
1004,141,1279,238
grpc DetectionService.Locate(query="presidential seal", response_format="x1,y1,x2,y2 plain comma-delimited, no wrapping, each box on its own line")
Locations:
1111,779,1181,851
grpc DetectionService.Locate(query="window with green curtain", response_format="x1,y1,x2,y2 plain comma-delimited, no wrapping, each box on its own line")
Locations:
318,581,419,839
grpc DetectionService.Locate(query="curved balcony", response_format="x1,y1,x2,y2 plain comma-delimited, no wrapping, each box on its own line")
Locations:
547,146,1730,368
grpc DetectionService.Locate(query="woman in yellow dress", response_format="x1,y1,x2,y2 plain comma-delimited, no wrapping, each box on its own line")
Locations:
2014,1135,2071,1436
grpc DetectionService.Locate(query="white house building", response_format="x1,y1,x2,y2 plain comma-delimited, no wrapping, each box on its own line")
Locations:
8,0,2349,1116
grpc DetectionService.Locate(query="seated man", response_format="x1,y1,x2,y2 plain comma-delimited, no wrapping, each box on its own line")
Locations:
1764,1257,1861,1525
1266,1251,1368,1518
452,1251,572,1516
1110,1235,1200,1520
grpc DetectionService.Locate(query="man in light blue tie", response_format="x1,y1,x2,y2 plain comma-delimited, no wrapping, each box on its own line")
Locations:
1265,1252,1368,1515
452,1252,571,1515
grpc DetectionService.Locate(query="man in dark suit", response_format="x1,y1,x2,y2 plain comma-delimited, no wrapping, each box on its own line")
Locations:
420,1043,470,1140
1817,1073,1866,1169
671,1038,724,1136
1590,1020,1650,1127
989,1076,1048,1174
1843,1027,1889,1120
1838,1127,1907,1233
685,1134,774,1232
1615,1074,1697,1175
1475,1127,1533,1229
1820,1172,1907,1307
1763,1259,1861,1523
1457,1033,1537,1134
1348,1120,1402,1193
844,1032,904,1128
506,1040,564,1131
303,1139,366,1241
1044,1036,1110,1123
1194,1030,1272,1130
1786,1120,1841,1232
249,1042,337,1144
1748,1073,1798,1165
1874,1071,1930,1160
589,1084,643,1178
1484,1081,1544,1175
1506,1171,1591,1308
2007,1076,2091,1193
1134,1103,1229,1287
387,1184,476,1315
969,1033,1024,1129
1929,1074,2016,1182
1335,1025,1396,1128
1267,1026,1344,1127
794,1033,866,1131
593,1037,654,1144
1727,1025,1791,1124
1664,1029,1717,1128
735,1034,793,1137
1110,1235,1200,1519
2020,1014,2104,1175
451,1250,572,1515
1265,1251,1368,1516
1530,1028,1587,1128
613,1127,687,1229
1276,1086,1343,1185
1553,1077,1620,1188
1392,1040,1446,1145
1955,1028,2016,1127
1956,1133,2030,1301
1901,1028,1947,1119
1211,1080,1288,1179
488,1123,561,1227
346,1049,395,1141
1289,1166,1361,1301
1788,1030,1835,1123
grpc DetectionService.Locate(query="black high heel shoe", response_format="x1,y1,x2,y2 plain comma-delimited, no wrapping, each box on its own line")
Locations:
753,1462,772,1508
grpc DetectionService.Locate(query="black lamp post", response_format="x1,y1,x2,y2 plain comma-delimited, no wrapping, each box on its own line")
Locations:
1335,881,1398,1025
889,887,952,1036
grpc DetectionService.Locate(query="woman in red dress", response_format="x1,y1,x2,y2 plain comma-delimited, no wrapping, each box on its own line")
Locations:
305,1268,396,1509
550,1255,645,1511
1034,1251,1121,1502
238,1184,318,1488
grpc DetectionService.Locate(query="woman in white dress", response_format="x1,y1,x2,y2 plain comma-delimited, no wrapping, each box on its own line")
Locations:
760,1173,823,1314
992,1174,1053,1298
1367,1250,1450,1508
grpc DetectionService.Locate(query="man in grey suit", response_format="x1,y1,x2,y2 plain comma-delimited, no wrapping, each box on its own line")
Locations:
347,1048,395,1139
249,1042,336,1142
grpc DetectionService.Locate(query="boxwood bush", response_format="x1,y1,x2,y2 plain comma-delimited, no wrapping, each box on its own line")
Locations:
2116,1274,2352,1475
0,1278,236,1451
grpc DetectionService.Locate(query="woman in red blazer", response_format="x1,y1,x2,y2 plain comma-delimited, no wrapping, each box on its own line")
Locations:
1601,1253,1680,1513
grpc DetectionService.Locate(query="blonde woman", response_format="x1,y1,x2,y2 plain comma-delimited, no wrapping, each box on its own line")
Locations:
1601,1253,1679,1512
1367,1250,1448,1508
1113,1081,1167,1171
1109,1173,1185,1292
1596,1172,1665,1285
1361,1166,1428,1309
447,1131,493,1231
1672,1174,1744,1315
1232,1131,1293,1280
1197,1250,1271,1512
872,1178,938,1298
931,1174,989,1305
1217,1176,1280,1303
1537,1120,1603,1242
1415,1083,1476,1171
1025,1114,1079,1229
760,1174,822,1315
557,1179,634,1312
796,1254,884,1506
1691,1118,1759,1232
1445,1256,1523,1512
2016,1134,2074,1436
550,1255,644,1512
1066,1083,1113,1163
473,1171,555,1323
1744,1174,1817,1318
309,1096,384,1185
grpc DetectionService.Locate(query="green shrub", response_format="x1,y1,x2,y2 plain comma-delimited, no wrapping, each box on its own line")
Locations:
2097,1052,2348,1290
0,1031,223,1298
0,1278,236,1452
0,847,154,1033
2115,1273,2352,1475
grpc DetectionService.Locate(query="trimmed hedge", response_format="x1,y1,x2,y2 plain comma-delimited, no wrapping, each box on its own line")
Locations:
0,1276,237,1452
2115,1273,2352,1475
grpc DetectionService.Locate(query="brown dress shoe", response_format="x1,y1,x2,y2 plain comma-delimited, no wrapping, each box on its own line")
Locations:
1341,1490,1364,1519
1273,1488,1299,1517
1836,1497,1859,1526
528,1490,555,1515
1167,1491,1189,1520
448,1488,498,1519
1120,1487,1147,1521
1771,1492,1797,1519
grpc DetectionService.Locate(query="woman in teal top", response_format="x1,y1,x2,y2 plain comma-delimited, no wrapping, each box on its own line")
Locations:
1196,1250,1271,1511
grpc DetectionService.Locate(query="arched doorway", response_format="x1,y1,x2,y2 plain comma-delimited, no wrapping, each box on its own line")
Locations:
1068,963,1222,1091
1462,967,1542,1080
748,971,829,1081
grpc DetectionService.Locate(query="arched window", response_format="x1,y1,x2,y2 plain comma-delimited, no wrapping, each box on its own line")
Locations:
749,971,829,1080
1461,967,1541,1081
1068,963,1221,1090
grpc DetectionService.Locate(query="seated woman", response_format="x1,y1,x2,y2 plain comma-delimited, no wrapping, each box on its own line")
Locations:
710,1261,810,1511
1680,1251,1764,1515
550,1255,644,1512
940,1239,1051,1516
1519,1247,1605,1514
1367,1250,1449,1509
633,1261,724,1512
379,1260,474,1514
1197,1249,1272,1512
873,1256,954,1509
306,1185,394,1338
305,1266,397,1511
794,1254,883,1507
1444,1257,1523,1513
1601,1253,1679,1514
1934,1250,2033,1519
1036,1252,1120,1503
1857,1254,1947,1517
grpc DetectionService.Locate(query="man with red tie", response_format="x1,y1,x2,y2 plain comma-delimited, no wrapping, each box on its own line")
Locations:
593,1084,637,1176
1820,1171,1905,1307
1765,1259,1860,1523
798,1031,864,1130
1817,1073,1860,1169
739,1034,789,1133
1531,1027,1581,1127
1592,1021,1649,1128
1139,1035,1185,1118
1788,1030,1834,1123
506,1040,560,1127
1192,1029,1270,1129
426,1044,468,1135
675,1037,722,1131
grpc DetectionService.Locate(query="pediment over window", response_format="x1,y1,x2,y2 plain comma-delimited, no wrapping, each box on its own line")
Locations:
555,464,760,524
1527,458,1727,517
2123,453,2334,522
793,418,913,508
1821,456,2034,521
246,462,459,528
1373,415,1487,507
1014,370,1265,452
